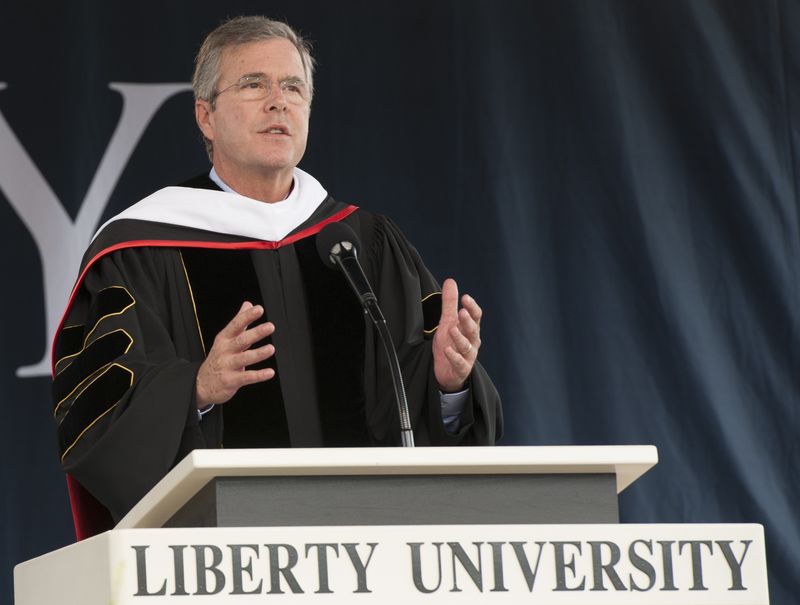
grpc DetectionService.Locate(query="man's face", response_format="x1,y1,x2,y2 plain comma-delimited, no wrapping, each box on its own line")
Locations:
196,38,311,183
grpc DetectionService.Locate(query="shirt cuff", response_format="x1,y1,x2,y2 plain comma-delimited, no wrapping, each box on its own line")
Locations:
440,388,469,434
196,404,215,421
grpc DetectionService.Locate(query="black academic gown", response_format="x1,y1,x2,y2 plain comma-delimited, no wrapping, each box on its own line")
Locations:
52,175,502,538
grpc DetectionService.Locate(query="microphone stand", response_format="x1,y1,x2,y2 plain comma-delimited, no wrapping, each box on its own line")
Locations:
331,254,415,447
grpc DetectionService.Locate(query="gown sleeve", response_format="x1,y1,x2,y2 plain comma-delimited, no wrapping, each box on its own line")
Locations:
360,214,503,446
52,246,217,522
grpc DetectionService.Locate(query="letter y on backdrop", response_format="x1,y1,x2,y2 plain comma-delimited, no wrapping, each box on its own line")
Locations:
0,82,191,377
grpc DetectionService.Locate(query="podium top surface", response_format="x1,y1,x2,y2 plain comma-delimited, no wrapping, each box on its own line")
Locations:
117,445,657,530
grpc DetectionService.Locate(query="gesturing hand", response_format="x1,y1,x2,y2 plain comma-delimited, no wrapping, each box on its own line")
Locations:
195,301,276,408
432,278,482,392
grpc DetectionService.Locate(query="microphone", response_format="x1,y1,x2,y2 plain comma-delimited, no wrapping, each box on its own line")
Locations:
316,221,414,447
315,222,380,317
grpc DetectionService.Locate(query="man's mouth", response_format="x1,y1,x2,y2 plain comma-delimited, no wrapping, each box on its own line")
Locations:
260,126,289,135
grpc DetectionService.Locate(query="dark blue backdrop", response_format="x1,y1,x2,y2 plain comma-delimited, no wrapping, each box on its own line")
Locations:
1,1,797,603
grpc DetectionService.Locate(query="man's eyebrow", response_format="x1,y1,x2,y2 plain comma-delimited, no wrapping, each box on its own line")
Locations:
238,72,306,84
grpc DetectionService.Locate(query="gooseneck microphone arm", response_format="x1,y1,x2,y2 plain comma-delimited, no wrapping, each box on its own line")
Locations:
317,223,415,447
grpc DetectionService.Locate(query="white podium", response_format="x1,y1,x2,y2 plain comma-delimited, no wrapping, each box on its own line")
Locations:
15,446,770,604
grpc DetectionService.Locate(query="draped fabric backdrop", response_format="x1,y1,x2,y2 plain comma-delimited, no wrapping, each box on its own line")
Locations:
1,1,797,603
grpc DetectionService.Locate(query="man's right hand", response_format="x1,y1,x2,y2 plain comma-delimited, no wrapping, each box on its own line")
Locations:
195,301,276,408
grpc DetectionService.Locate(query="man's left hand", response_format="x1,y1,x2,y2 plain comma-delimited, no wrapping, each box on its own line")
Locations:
433,278,482,392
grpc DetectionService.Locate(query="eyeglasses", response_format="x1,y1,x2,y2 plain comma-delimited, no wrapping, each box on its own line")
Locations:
211,74,310,106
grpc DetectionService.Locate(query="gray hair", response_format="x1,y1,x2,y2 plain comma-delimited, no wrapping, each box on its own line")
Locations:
192,16,315,159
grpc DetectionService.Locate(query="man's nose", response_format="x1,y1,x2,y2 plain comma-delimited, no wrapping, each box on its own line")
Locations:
265,86,288,111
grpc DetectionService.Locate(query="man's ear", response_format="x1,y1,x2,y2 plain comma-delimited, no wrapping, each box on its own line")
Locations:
195,100,214,141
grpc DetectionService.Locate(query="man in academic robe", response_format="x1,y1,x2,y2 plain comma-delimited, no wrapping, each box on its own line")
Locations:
52,16,502,539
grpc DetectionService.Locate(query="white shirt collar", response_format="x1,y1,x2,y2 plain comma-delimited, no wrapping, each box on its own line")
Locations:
209,167,293,202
